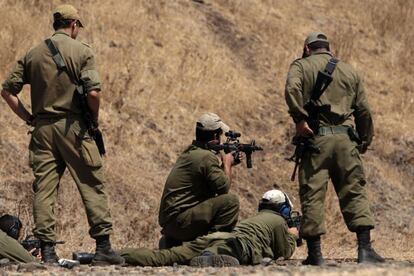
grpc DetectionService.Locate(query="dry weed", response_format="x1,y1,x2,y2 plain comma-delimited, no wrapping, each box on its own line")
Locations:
0,0,412,261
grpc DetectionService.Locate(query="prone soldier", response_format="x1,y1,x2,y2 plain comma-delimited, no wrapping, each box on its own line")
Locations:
0,215,35,263
120,189,299,267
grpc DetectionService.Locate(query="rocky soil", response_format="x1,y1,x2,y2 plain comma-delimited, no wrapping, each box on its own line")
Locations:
1,259,413,276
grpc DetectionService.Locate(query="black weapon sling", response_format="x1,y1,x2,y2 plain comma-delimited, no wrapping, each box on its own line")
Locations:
289,57,339,181
45,38,106,155
309,57,339,103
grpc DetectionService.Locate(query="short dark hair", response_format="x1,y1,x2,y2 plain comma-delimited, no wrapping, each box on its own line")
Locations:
0,215,22,240
308,41,330,51
195,124,222,142
53,19,75,31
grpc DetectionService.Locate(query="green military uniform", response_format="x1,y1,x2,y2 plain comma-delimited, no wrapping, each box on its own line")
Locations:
120,210,296,266
2,31,113,242
159,142,239,242
285,50,375,238
0,230,35,263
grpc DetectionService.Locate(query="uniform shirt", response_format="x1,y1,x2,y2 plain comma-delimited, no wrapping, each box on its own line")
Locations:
233,210,296,264
285,51,374,144
2,31,101,119
159,144,230,227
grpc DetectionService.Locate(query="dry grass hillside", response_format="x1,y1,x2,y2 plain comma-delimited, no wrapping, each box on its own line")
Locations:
0,0,413,262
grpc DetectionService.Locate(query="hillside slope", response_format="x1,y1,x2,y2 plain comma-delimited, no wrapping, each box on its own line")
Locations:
0,0,412,260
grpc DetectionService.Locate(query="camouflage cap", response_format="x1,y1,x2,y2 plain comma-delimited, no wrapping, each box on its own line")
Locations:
197,113,230,133
262,189,293,208
304,31,329,46
53,4,83,27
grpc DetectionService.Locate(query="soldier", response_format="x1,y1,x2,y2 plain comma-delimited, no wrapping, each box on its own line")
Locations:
1,4,124,265
285,32,385,265
158,113,241,249
120,189,298,267
0,215,35,263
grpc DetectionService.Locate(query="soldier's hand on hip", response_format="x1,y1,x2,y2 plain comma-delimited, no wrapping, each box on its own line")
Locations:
295,120,314,137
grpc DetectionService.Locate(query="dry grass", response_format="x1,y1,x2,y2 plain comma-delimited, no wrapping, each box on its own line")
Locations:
0,0,413,262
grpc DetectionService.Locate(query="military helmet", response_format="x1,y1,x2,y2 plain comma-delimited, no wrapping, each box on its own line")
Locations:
53,4,83,27
304,31,329,46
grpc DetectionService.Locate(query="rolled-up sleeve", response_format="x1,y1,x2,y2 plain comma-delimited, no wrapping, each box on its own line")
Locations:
80,47,101,92
202,154,230,194
285,60,308,123
2,57,26,94
353,75,374,145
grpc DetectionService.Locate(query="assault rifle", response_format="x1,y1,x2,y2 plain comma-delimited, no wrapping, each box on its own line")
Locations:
287,136,320,181
208,131,263,168
303,58,338,133
287,58,338,181
21,236,65,256
45,38,106,156
286,211,303,246
76,85,106,156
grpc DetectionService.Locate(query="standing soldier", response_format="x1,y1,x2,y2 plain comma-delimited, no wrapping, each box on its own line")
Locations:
284,32,384,265
1,4,124,265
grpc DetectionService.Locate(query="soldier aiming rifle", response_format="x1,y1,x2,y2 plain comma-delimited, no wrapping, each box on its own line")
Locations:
208,130,263,168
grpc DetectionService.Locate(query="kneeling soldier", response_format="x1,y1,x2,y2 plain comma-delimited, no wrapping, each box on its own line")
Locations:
158,113,241,249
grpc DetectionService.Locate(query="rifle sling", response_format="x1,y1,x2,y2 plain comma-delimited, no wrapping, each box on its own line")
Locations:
45,38,84,95
310,57,339,101
324,57,339,76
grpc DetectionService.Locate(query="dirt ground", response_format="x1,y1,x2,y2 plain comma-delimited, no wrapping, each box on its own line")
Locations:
1,259,413,276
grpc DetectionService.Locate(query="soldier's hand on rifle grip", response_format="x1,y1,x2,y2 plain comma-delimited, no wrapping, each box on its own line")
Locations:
223,152,235,167
232,151,245,166
296,120,314,137
288,227,299,239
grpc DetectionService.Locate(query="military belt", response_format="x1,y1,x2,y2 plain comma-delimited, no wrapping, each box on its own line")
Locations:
318,126,349,136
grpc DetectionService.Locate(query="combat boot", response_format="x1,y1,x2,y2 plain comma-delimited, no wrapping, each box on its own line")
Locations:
190,251,240,267
91,235,125,266
40,241,59,264
357,228,385,264
302,236,325,266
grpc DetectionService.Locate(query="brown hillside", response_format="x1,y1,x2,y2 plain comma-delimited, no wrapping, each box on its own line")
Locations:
0,0,413,261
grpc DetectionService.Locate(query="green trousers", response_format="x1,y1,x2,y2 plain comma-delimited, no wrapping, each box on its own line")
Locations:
298,133,375,238
120,232,241,266
29,117,113,242
161,194,239,242
0,230,35,263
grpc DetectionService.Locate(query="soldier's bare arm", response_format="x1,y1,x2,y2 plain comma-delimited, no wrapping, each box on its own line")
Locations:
1,90,33,124
86,90,100,123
